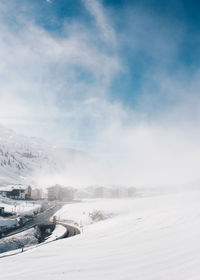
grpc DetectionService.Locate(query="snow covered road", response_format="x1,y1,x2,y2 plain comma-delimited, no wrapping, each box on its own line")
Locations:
1,191,200,280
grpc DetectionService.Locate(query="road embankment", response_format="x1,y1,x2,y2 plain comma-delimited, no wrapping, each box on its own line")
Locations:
0,220,80,258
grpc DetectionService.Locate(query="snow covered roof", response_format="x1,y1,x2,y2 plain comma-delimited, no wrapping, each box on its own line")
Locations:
0,185,27,192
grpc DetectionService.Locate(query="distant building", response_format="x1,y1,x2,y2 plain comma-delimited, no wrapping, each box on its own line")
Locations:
75,185,137,199
0,185,26,199
84,185,108,198
94,186,104,198
25,186,44,200
26,186,32,199
109,186,136,198
127,187,136,197
47,185,61,201
48,184,75,201
31,189,42,200
111,188,120,198
0,185,45,200
60,187,75,201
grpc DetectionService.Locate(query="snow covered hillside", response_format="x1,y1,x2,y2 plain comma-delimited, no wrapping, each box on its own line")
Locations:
0,124,88,186
1,191,200,280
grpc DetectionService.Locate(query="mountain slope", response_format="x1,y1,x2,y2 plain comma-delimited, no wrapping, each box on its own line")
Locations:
0,125,89,186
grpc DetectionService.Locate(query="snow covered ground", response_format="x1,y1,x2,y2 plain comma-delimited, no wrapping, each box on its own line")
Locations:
1,190,200,279
0,227,40,253
45,224,67,242
0,196,42,231
0,196,41,216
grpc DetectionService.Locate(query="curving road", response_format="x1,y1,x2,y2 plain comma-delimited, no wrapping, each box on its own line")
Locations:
1,205,61,239
57,222,80,238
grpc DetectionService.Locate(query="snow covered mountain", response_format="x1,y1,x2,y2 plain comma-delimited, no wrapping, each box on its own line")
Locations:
0,124,89,186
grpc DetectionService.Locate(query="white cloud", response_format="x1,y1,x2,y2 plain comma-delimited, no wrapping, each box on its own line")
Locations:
0,2,120,141
82,0,116,46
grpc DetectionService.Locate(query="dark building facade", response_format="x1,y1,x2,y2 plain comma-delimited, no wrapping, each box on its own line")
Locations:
0,207,4,216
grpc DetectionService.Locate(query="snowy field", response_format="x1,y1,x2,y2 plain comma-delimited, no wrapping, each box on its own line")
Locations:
0,227,39,253
0,197,42,230
0,196,41,216
1,191,200,279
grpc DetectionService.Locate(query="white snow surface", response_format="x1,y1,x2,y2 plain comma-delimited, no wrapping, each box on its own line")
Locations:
45,224,67,242
0,196,41,216
0,227,39,253
1,191,200,279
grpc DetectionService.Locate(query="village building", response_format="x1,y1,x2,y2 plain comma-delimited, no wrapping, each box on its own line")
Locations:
94,186,104,198
31,188,42,200
84,186,109,198
111,187,120,198
127,187,136,197
25,186,44,200
76,185,136,199
47,185,61,201
0,185,44,200
48,184,75,201
0,207,4,216
26,186,32,199
0,185,26,199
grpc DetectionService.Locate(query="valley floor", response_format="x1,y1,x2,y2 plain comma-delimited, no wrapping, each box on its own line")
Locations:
1,191,200,280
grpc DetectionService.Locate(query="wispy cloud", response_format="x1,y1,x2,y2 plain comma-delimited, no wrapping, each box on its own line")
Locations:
82,0,116,46
0,1,120,142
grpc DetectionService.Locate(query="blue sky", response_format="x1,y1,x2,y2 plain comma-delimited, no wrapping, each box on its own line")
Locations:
1,0,200,138
1,0,200,186
26,0,200,110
